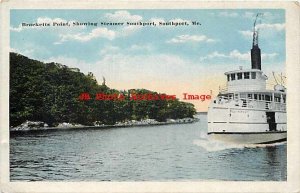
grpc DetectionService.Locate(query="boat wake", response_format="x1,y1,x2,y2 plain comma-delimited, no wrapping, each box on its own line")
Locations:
193,131,286,152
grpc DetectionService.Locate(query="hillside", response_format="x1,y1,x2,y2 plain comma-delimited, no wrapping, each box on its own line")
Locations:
10,52,196,127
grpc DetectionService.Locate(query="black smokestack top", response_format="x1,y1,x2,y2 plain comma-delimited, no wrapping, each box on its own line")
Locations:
251,13,263,70
251,44,261,70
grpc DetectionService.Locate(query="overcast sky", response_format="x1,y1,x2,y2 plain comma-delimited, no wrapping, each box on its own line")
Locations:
10,9,285,111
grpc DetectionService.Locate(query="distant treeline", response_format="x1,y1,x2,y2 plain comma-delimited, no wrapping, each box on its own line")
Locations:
10,52,196,127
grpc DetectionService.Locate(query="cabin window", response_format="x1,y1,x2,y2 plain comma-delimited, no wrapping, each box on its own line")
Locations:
244,72,250,79
265,95,271,101
258,94,261,100
254,94,258,100
251,72,256,79
231,74,235,81
274,94,281,102
227,75,230,81
283,95,286,103
262,95,265,100
237,73,242,80
240,93,246,98
234,94,239,100
248,93,252,99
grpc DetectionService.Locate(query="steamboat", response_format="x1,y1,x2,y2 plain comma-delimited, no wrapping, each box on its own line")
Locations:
207,14,287,144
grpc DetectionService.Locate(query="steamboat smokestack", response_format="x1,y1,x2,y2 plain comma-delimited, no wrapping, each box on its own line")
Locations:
251,13,262,70
251,45,261,70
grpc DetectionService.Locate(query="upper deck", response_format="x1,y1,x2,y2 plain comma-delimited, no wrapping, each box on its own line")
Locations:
212,90,286,112
224,68,268,92
216,67,286,112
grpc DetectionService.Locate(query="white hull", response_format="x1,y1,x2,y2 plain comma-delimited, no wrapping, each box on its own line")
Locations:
208,131,286,144
207,106,287,144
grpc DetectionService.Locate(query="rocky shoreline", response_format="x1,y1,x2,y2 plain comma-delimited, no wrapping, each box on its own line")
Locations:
10,118,199,132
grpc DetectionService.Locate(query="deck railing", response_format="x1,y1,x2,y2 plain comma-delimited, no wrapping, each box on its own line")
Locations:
215,97,286,111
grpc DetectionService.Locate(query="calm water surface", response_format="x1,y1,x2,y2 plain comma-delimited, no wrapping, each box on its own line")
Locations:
10,114,286,181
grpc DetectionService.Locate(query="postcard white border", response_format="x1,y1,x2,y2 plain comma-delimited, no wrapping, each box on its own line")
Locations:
1,1,299,193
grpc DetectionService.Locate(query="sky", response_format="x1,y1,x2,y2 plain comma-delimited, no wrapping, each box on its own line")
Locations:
10,9,285,111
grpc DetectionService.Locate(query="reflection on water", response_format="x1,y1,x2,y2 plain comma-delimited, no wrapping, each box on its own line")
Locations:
10,114,286,181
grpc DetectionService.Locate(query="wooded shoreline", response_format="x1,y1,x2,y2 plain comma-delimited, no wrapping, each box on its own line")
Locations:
10,117,199,132
10,52,197,128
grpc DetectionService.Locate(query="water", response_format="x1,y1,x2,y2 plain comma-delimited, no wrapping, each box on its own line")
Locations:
10,114,287,181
